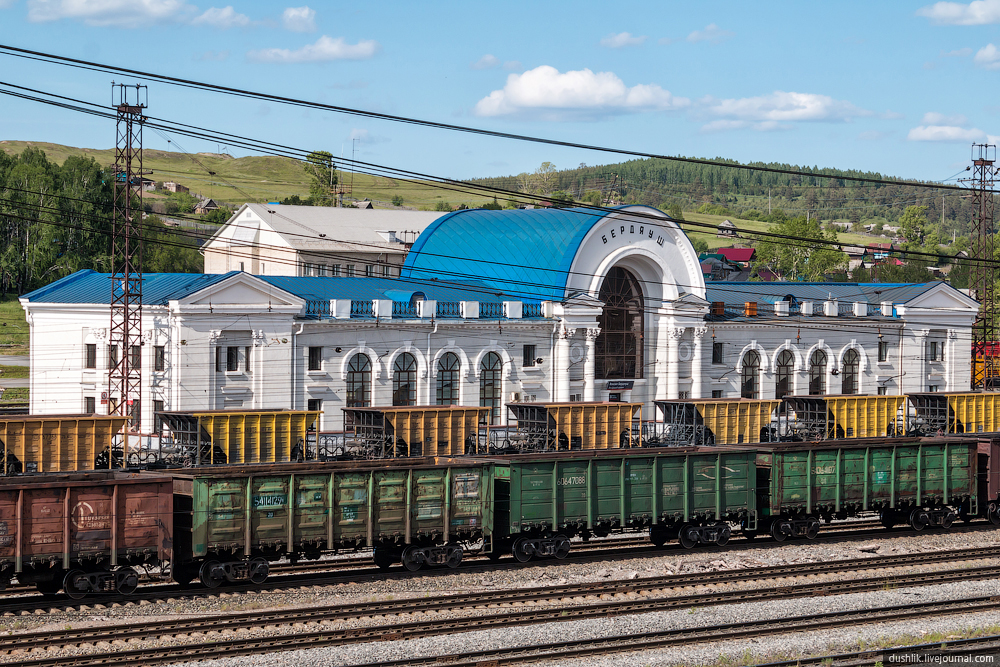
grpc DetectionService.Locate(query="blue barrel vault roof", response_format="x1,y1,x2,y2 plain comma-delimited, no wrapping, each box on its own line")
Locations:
400,207,640,302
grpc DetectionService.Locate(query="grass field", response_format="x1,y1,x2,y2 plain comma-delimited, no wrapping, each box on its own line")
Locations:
0,387,28,403
0,140,495,210
0,297,28,355
679,211,883,253
0,365,28,378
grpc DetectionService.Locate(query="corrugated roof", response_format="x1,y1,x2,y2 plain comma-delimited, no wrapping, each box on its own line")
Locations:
21,270,516,306
705,281,940,306
400,206,629,301
21,270,234,305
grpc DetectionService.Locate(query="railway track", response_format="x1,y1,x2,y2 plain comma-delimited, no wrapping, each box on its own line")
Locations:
3,545,1000,662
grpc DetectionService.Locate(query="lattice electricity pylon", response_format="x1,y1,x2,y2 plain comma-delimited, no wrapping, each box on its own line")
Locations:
109,83,147,439
963,143,997,389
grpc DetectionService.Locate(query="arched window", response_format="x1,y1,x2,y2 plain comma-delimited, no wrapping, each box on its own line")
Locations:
842,348,860,395
596,266,644,379
775,350,794,398
479,352,503,424
346,354,371,407
809,350,827,395
436,352,460,405
741,350,760,399
392,353,417,406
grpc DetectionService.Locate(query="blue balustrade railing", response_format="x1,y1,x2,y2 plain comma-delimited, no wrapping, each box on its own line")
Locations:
480,302,504,319
522,302,544,318
436,301,461,318
350,300,374,317
393,301,417,318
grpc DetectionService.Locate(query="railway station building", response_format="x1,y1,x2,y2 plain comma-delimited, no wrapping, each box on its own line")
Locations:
21,205,980,434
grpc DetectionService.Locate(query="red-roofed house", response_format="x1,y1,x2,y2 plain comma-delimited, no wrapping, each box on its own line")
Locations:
716,246,755,267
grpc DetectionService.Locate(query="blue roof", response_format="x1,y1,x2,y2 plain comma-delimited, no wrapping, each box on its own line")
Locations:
21,270,518,306
705,282,939,306
400,207,636,301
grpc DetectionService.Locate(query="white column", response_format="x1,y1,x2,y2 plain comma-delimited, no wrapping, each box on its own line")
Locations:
583,327,600,402
691,327,707,399
666,327,684,400
654,316,670,400
554,325,571,402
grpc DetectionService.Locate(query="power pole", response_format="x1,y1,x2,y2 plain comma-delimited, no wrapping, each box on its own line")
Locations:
963,143,997,389
109,83,147,454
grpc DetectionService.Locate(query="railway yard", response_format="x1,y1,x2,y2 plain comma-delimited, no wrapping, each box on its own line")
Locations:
0,525,998,667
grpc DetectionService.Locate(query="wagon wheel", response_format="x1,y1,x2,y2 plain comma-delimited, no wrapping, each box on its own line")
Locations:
170,562,197,586
373,547,396,570
715,523,731,547
940,511,955,530
512,538,533,563
678,524,699,549
880,512,896,529
649,526,669,547
115,567,139,595
401,546,424,572
445,548,463,569
199,560,225,588
63,570,88,600
909,509,928,532
805,520,821,540
770,521,788,542
554,535,571,560
990,502,1000,526
248,557,270,584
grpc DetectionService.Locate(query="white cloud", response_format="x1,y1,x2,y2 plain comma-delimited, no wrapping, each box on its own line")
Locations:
908,124,986,141
0,0,17,8
282,6,315,32
942,47,973,56
975,43,1000,68
27,0,194,27
348,128,389,144
247,35,379,63
600,32,647,48
503,60,522,71
922,111,968,125
191,6,249,28
474,66,689,119
917,0,1000,25
471,54,499,70
699,91,869,130
687,23,734,44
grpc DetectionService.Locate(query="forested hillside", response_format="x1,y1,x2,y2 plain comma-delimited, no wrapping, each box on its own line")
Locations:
0,147,202,296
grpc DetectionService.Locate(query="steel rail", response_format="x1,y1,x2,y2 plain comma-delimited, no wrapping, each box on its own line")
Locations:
4,548,1000,658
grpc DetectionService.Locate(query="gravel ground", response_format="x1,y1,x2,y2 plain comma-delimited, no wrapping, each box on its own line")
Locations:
4,527,1000,667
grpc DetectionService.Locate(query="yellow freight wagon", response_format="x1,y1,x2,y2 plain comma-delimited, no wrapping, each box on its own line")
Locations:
0,415,130,474
343,406,491,457
653,399,780,445
505,402,642,452
784,395,906,440
156,410,320,465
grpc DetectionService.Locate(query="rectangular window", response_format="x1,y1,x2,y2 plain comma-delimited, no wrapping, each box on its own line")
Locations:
382,265,391,277
307,398,322,412
308,346,323,371
245,346,252,373
331,264,341,277
365,265,375,277
346,264,355,277
712,390,724,398
712,342,724,364
317,264,327,277
878,340,889,363
678,391,690,399
129,399,140,430
877,386,888,395
226,346,239,372
85,343,97,369
215,346,222,372
109,344,118,370
522,344,537,367
84,396,96,413
929,384,939,392
929,341,939,361
154,346,165,372
153,399,164,432
239,262,245,272
131,345,141,369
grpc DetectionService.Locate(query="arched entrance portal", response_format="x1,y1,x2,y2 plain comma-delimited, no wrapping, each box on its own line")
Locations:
596,266,644,379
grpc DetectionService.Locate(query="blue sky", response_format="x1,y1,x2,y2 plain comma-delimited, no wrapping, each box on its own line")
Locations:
1,1,1000,184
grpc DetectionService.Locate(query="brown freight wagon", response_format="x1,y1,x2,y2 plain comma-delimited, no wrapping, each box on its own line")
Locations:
0,472,172,598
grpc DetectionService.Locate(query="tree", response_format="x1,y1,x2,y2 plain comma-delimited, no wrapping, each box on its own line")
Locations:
665,203,684,220
304,150,336,205
481,197,502,210
751,216,847,281
534,161,557,194
899,205,928,250
391,195,404,207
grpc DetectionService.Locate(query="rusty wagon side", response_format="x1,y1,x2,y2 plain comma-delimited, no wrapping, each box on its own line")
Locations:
0,471,173,598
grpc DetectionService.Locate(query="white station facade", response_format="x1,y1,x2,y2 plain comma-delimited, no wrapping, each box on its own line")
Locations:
21,205,980,433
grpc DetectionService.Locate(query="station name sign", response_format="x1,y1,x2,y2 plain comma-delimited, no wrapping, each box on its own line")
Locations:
601,222,665,247
606,381,634,390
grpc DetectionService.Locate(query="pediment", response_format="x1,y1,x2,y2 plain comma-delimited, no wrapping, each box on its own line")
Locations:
902,283,979,311
180,274,305,309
